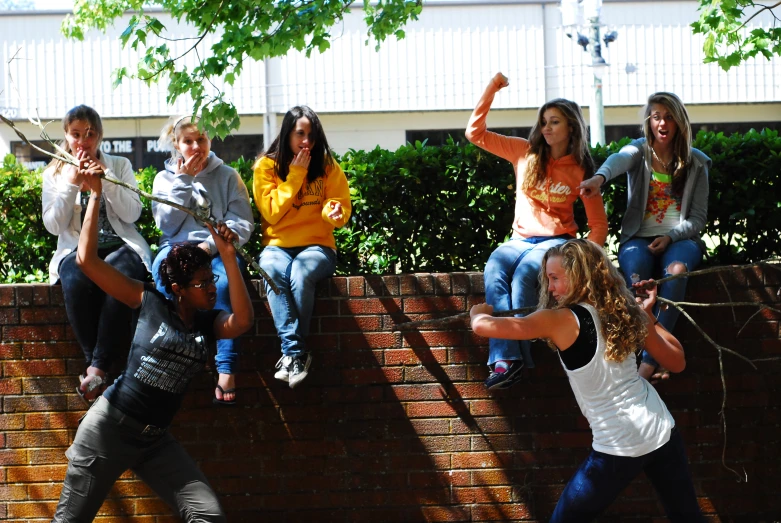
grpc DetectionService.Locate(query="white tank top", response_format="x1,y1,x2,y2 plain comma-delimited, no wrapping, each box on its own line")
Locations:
560,303,674,457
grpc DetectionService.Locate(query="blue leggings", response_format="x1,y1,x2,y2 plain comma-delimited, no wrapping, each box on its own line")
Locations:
551,428,704,522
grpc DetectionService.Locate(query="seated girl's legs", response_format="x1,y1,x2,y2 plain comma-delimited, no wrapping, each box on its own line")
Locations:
656,240,702,333
288,245,337,347
618,238,659,370
550,450,642,523
642,428,705,522
211,255,240,372
510,237,570,368
134,434,226,522
52,402,137,522
483,239,536,365
94,246,146,371
259,246,301,356
59,252,105,372
211,255,242,401
151,244,174,299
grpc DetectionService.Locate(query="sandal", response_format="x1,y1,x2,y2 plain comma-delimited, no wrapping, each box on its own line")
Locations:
76,373,108,406
213,384,237,406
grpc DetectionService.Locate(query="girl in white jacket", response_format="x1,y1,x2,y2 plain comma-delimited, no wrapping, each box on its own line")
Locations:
42,105,151,402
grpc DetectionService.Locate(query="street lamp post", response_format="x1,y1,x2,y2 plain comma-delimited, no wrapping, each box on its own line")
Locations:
561,0,616,147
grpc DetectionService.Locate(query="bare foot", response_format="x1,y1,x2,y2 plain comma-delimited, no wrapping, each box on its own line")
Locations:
215,373,236,403
639,363,671,385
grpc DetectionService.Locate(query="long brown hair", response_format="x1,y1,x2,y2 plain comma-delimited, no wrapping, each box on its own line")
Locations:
538,239,648,362
260,106,334,183
522,98,595,192
50,105,104,175
642,92,692,197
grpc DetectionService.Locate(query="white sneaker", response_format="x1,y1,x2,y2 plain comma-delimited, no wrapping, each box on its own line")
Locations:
274,356,292,382
288,354,312,389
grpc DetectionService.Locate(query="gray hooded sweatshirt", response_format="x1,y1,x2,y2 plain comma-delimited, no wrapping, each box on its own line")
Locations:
152,152,254,252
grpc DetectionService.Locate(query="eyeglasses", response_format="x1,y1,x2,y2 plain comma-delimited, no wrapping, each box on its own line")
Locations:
189,274,220,289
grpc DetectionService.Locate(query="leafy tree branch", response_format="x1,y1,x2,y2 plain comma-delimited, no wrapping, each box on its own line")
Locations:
62,0,422,138
693,0,781,70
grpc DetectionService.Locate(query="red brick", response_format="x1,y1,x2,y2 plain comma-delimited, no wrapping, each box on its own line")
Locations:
451,451,514,469
0,286,15,306
3,394,68,413
6,464,68,482
385,348,448,365
5,430,71,449
341,367,403,385
21,342,81,358
0,449,28,466
0,377,23,394
347,276,365,296
341,297,402,315
403,296,467,314
340,332,398,349
0,308,19,325
0,412,24,430
19,307,67,325
402,330,465,348
2,325,65,342
0,342,22,359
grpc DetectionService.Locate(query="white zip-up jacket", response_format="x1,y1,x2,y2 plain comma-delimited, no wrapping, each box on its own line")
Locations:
42,152,152,283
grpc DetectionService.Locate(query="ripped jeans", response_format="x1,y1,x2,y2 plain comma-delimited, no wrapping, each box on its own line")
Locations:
618,237,702,367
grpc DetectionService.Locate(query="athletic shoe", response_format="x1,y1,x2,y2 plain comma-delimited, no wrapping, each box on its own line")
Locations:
274,355,292,382
288,353,312,389
484,360,525,390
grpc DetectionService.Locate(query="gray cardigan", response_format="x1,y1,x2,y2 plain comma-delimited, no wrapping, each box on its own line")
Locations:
596,138,710,251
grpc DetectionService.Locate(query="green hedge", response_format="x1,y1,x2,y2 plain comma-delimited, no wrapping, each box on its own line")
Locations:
1,128,779,283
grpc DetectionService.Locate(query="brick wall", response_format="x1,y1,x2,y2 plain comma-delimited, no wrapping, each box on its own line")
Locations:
1,269,779,522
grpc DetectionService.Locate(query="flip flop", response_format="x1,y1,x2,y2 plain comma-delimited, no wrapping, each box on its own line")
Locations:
213,384,237,406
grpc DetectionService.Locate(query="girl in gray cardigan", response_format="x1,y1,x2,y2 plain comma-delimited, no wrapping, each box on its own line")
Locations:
579,92,711,381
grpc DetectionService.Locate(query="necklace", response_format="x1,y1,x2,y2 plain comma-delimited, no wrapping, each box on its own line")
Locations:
650,146,672,171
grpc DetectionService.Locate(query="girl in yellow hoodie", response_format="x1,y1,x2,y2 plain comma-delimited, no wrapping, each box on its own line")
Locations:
253,106,351,388
466,73,608,390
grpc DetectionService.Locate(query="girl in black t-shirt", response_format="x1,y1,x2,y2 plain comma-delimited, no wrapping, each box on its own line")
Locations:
51,160,253,522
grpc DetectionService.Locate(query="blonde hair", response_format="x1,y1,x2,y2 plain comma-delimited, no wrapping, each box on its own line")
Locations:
642,92,692,197
538,239,648,362
522,98,595,192
158,115,203,160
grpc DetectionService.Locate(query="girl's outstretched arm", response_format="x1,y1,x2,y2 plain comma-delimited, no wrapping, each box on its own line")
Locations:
634,280,686,373
75,168,145,309
470,303,578,350
207,222,254,339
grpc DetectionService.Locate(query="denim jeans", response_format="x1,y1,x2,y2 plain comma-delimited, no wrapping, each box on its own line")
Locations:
152,244,241,375
258,245,337,357
618,237,702,366
59,245,146,373
52,397,225,522
483,236,570,366
550,427,704,523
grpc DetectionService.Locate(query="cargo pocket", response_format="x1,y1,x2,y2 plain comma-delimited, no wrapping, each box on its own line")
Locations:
61,445,99,515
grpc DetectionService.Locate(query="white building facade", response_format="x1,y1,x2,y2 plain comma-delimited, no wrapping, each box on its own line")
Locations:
1,0,779,169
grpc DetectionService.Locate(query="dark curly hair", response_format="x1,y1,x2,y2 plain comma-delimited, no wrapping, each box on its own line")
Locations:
158,243,212,294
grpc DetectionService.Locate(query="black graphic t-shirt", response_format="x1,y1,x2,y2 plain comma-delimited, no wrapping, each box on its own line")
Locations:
103,285,222,427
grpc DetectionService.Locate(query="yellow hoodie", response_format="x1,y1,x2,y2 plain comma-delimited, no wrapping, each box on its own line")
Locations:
253,156,352,249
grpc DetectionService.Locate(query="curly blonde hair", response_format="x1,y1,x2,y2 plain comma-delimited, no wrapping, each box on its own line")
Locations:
538,239,648,362
521,98,595,192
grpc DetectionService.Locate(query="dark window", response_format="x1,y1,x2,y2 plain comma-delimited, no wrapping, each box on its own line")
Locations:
11,134,263,171
406,127,532,147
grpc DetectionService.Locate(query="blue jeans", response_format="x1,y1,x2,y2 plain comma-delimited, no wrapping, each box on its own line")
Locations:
483,236,570,366
618,237,702,367
550,428,704,522
259,245,337,357
59,245,147,373
152,244,240,375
